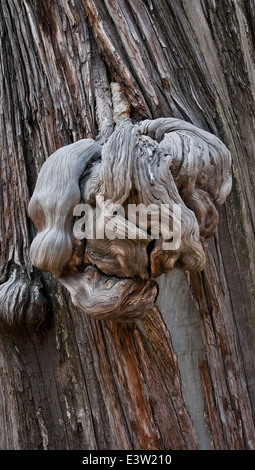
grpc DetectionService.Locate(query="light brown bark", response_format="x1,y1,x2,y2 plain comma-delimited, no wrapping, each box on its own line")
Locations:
0,0,255,450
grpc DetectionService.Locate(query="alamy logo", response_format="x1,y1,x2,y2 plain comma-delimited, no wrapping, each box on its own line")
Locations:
73,195,182,250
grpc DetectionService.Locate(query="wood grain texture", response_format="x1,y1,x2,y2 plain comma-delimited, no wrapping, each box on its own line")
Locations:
0,0,255,450
28,113,231,321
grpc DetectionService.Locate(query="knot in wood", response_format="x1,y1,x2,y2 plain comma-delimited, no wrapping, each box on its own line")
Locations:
28,118,232,322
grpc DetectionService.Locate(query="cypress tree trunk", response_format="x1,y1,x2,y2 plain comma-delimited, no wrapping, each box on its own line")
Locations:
0,0,255,450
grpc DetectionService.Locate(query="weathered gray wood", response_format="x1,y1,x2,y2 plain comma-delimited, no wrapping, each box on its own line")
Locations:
27,112,231,321
156,270,212,450
0,0,255,450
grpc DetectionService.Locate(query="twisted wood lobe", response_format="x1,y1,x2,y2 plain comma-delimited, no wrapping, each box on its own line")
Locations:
28,118,232,322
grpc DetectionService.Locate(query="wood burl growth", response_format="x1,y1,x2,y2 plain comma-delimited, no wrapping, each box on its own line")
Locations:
28,85,232,322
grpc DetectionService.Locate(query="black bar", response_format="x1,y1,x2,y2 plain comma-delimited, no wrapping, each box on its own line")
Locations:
0,449,253,467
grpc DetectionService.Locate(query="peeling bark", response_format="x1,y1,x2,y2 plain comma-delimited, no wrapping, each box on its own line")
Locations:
0,0,255,450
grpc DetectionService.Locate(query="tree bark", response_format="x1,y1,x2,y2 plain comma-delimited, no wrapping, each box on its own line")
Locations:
0,0,255,450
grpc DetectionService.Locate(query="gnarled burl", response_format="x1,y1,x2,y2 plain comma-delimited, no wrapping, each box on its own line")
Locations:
28,114,232,322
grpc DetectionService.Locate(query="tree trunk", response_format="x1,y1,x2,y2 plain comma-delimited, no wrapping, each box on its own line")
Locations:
0,0,255,450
